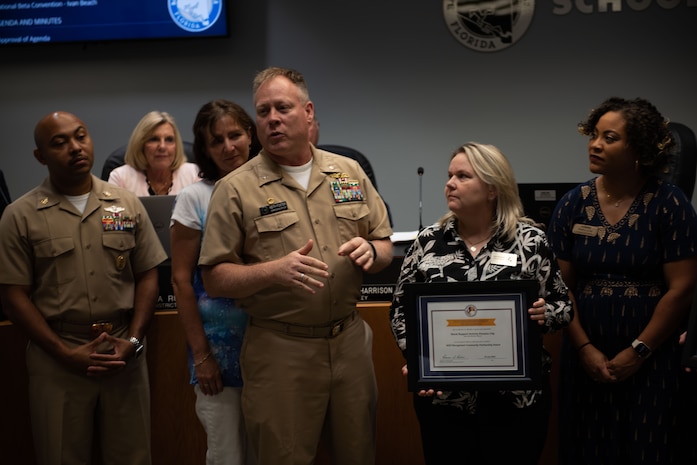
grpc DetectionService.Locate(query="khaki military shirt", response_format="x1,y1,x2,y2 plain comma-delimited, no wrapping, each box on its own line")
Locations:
199,147,392,325
0,175,167,323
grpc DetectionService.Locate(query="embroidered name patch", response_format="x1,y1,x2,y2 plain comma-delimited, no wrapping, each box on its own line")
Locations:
260,201,288,216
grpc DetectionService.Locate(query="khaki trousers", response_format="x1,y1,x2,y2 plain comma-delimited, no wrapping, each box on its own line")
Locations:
241,315,377,465
26,337,151,465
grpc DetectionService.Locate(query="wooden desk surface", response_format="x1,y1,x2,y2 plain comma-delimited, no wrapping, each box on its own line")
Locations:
0,304,424,465
0,304,559,465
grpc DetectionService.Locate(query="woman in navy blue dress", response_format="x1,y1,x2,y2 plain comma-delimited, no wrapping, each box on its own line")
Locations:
548,97,697,464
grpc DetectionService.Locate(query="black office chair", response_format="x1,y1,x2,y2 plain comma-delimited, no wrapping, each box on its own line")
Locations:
0,169,10,219
662,122,697,199
318,144,393,227
318,144,379,189
101,141,195,181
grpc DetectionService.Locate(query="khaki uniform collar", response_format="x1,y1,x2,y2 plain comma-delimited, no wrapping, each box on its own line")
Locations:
35,175,123,212
254,146,356,194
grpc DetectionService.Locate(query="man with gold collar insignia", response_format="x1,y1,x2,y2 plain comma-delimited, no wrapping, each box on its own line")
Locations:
200,67,393,465
0,111,167,465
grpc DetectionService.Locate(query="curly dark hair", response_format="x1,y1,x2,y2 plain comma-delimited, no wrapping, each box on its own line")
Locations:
577,97,673,177
192,99,261,182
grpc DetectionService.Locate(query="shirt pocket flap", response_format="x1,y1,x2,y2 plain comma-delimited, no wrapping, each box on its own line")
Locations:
254,211,299,233
102,232,136,252
34,236,75,258
333,202,370,221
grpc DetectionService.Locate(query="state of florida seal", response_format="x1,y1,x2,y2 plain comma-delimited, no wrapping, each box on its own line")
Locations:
443,0,535,52
168,0,223,33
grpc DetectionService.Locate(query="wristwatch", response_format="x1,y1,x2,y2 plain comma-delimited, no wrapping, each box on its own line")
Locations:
129,336,144,359
631,339,652,358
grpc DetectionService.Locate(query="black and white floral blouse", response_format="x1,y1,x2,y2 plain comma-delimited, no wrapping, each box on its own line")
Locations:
390,216,572,412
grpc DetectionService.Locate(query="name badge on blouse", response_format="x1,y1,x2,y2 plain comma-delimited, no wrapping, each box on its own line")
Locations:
491,251,517,267
572,224,599,237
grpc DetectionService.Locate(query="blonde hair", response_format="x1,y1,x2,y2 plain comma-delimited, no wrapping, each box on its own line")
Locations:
124,111,187,171
253,67,310,104
439,142,532,242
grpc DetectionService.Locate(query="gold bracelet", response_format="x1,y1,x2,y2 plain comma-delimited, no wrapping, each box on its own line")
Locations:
193,351,212,367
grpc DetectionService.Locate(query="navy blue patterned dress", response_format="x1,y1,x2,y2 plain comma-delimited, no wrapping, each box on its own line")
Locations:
548,177,697,464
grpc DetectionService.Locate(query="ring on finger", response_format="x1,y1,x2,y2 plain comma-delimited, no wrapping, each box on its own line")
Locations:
300,272,307,283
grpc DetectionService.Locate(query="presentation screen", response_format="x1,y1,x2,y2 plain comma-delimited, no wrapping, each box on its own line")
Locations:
0,0,228,46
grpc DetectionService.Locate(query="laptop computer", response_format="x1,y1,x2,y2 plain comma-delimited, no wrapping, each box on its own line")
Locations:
138,195,176,258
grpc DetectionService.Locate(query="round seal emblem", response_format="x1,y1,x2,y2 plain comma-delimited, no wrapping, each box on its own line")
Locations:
442,0,535,52
168,0,222,33
465,305,478,317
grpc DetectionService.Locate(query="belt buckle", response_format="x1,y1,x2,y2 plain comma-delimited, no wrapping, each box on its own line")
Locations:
91,321,113,337
330,322,344,338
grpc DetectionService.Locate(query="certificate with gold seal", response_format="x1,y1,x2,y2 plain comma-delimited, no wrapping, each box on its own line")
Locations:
403,280,541,391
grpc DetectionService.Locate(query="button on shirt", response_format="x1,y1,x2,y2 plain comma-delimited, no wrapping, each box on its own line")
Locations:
0,176,167,324
199,148,392,326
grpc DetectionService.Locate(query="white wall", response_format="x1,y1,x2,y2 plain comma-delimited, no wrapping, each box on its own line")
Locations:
1,0,696,232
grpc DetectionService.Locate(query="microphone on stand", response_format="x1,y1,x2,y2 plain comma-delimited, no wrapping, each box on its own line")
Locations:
417,167,424,231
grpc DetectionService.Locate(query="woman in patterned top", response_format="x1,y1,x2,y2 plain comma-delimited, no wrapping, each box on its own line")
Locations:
548,97,697,464
171,100,259,465
390,142,572,465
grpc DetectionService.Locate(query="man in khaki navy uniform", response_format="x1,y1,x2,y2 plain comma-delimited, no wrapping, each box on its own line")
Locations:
0,112,167,465
199,67,393,465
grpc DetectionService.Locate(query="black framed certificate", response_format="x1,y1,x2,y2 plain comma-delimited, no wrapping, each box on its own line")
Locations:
404,280,541,391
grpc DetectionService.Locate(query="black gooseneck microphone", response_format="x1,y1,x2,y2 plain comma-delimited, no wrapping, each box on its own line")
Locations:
417,167,424,231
